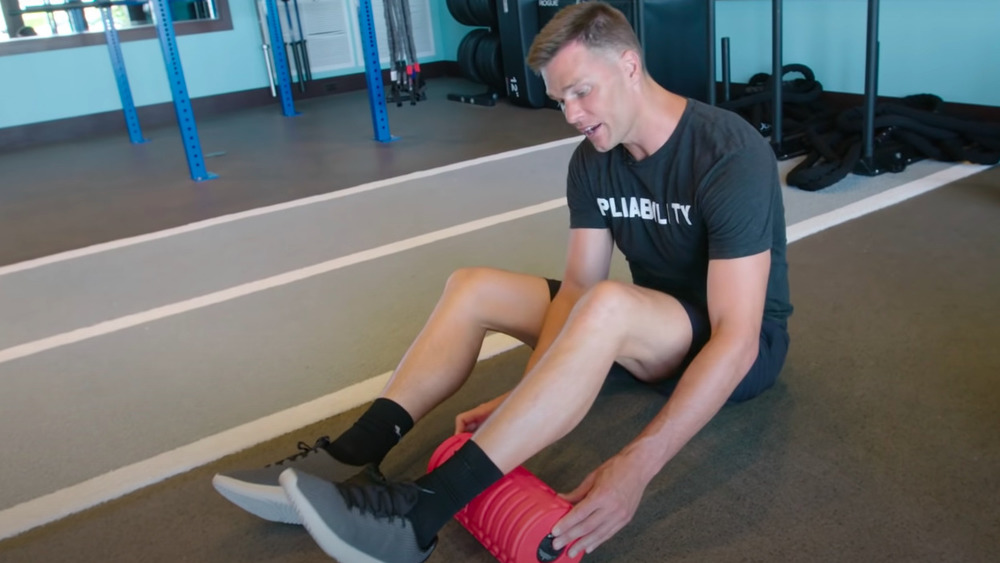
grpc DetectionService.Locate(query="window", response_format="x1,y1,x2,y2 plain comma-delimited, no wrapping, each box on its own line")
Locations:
0,0,232,55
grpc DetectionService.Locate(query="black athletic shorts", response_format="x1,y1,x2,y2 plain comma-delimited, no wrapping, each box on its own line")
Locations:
545,278,788,404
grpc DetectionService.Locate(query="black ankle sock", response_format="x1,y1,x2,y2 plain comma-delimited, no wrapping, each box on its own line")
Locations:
409,439,504,550
323,398,414,466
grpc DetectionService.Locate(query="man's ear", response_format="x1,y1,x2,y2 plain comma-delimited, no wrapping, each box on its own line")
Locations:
621,49,642,83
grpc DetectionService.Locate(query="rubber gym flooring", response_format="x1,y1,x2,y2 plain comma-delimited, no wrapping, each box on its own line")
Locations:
0,77,997,562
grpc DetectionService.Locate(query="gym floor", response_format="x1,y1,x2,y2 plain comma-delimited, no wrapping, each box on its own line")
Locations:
1,76,998,562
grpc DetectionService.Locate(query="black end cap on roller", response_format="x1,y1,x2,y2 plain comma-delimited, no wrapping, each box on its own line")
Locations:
537,533,566,562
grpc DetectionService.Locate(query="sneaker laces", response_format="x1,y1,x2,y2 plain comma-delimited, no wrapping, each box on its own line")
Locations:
336,481,422,525
267,436,332,467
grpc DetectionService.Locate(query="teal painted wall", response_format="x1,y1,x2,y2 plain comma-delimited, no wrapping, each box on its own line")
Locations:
1,0,997,130
0,0,462,129
1,1,270,128
438,0,1000,107
437,0,478,61
714,0,1000,107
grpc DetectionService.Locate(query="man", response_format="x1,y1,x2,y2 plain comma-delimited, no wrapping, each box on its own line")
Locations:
213,2,792,562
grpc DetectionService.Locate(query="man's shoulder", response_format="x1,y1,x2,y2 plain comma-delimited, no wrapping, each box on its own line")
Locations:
687,99,766,147
683,99,777,175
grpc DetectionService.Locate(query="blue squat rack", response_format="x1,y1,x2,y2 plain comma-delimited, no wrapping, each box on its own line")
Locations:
147,0,217,181
356,0,396,142
18,0,215,181
21,0,397,181
98,3,146,145
262,0,299,118
259,0,396,142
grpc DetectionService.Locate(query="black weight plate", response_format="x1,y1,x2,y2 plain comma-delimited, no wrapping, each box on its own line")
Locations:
486,33,506,91
447,0,478,27
456,31,478,83
468,0,497,28
476,33,497,90
474,31,491,88
459,28,489,84
475,31,503,91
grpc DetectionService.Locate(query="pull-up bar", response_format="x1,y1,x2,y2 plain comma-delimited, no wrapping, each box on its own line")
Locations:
11,0,217,182
707,0,715,105
859,0,879,172
766,0,882,163
771,0,783,153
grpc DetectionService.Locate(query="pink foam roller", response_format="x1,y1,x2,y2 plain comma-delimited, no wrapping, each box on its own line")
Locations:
428,432,584,563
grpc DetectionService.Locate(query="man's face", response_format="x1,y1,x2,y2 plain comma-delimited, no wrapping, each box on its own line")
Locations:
541,41,634,152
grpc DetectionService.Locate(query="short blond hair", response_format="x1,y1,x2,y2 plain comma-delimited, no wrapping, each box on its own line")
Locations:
527,2,642,73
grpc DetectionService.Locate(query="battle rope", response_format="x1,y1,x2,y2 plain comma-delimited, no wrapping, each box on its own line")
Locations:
720,65,1000,191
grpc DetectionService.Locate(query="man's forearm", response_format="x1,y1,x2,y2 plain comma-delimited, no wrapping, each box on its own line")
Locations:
483,285,586,409
620,331,759,484
524,284,587,373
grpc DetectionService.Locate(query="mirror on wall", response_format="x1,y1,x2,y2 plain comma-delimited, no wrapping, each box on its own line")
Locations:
1,0,217,41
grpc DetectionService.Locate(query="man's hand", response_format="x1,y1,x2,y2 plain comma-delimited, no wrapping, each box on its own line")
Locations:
551,452,651,557
453,393,509,434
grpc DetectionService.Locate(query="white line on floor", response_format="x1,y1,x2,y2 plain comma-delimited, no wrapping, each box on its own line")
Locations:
0,136,582,278
0,162,989,542
0,334,524,542
786,164,990,243
0,199,566,368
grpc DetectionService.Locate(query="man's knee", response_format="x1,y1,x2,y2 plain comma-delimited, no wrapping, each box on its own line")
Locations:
443,267,502,300
445,267,488,291
572,280,642,327
441,268,550,331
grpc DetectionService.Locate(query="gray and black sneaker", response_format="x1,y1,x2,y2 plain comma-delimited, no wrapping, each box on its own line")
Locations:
279,468,436,563
212,437,385,524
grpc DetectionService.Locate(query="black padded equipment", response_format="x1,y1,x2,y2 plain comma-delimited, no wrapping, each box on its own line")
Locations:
496,0,549,108
641,0,711,102
501,0,712,108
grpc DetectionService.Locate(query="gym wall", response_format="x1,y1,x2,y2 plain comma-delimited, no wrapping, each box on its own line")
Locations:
0,0,997,132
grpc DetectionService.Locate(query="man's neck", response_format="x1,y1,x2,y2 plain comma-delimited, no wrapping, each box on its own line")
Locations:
622,83,687,162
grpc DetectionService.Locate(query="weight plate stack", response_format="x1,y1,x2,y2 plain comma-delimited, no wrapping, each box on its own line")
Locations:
448,0,497,28
468,0,497,29
447,0,478,27
475,32,504,92
450,0,505,95
457,28,489,84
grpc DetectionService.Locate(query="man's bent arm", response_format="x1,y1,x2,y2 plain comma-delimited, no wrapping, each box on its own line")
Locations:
525,228,614,373
621,250,771,483
454,228,613,430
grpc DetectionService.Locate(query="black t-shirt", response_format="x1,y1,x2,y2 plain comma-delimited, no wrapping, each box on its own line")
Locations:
566,98,793,326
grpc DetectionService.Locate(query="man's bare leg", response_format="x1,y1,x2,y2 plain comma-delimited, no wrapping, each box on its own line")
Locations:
380,267,554,421
274,279,698,556
212,267,552,524
473,280,694,472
